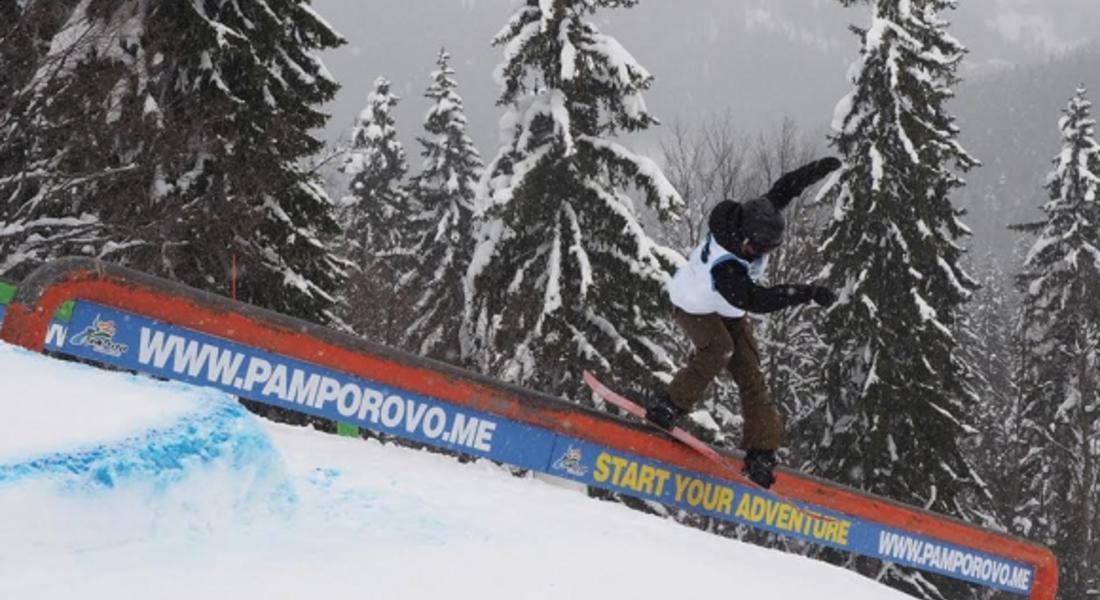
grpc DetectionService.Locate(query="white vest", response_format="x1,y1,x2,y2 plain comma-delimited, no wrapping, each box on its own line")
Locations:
668,234,769,318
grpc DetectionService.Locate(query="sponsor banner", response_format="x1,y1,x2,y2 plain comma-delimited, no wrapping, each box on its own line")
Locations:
545,439,1034,595
56,300,1034,595
62,302,558,470
43,320,69,351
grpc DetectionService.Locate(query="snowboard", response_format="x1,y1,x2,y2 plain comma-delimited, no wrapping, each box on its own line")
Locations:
581,370,724,462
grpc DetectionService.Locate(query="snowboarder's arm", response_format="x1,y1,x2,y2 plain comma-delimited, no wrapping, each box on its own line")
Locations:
710,260,814,313
707,158,841,247
763,157,842,210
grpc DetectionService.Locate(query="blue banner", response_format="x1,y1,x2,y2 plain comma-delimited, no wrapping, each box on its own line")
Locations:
540,438,1034,594
61,302,557,470
52,300,1034,595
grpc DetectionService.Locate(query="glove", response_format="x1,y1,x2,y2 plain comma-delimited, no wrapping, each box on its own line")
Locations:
766,157,842,209
809,286,836,308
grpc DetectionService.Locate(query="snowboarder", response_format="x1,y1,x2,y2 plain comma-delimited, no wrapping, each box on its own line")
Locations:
649,157,842,489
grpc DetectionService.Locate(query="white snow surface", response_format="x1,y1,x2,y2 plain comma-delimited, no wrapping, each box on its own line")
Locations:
0,343,912,600
0,346,196,460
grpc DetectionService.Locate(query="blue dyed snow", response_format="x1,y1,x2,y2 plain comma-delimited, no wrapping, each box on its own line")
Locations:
0,390,281,494
308,467,342,489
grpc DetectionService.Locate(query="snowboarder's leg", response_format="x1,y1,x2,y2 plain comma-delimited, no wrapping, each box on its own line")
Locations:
723,316,782,450
724,316,781,488
667,308,734,415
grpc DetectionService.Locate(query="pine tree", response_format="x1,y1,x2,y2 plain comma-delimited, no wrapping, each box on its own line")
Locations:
0,0,136,279
156,0,349,324
466,0,683,402
341,76,410,265
402,49,484,363
1,0,349,325
339,76,414,344
817,1,989,596
1012,86,1100,598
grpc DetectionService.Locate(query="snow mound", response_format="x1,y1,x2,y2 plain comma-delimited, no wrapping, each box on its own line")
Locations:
0,344,293,558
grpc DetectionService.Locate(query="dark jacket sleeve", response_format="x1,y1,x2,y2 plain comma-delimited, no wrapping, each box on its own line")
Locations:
711,260,813,314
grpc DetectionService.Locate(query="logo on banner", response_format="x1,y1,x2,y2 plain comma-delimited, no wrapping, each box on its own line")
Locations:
552,445,589,477
70,315,129,357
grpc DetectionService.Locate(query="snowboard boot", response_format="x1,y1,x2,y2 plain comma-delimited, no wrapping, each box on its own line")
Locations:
645,394,686,431
742,449,778,489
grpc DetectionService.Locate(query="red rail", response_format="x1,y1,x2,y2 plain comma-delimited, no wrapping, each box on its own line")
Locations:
0,258,1058,599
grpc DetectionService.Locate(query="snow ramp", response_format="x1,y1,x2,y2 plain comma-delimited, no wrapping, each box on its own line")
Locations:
0,259,1058,599
0,344,292,560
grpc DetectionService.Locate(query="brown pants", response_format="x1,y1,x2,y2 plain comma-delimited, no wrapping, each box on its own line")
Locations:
668,308,782,451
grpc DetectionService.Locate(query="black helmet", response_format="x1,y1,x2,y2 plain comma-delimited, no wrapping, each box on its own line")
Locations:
738,196,784,250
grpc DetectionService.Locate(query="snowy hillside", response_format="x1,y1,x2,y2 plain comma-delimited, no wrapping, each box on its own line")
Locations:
0,343,912,599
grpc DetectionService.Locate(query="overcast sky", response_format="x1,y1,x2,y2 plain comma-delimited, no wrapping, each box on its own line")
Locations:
311,0,1100,159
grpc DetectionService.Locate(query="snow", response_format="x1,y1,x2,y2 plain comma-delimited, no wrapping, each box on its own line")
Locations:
579,136,684,213
913,290,954,338
464,217,505,303
514,90,574,156
869,144,885,191
544,227,564,313
831,91,855,133
0,343,916,600
936,257,971,298
548,90,574,155
298,3,343,47
586,29,652,88
563,203,593,297
559,29,577,82
143,94,160,116
493,18,542,88
865,14,889,51
277,48,316,86
0,347,197,460
0,215,98,238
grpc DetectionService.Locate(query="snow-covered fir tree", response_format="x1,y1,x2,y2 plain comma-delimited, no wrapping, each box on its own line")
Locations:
0,0,133,279
402,49,484,363
816,1,989,596
147,0,349,324
341,76,410,266
1012,86,1100,597
1,0,349,325
466,0,683,401
339,76,416,344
